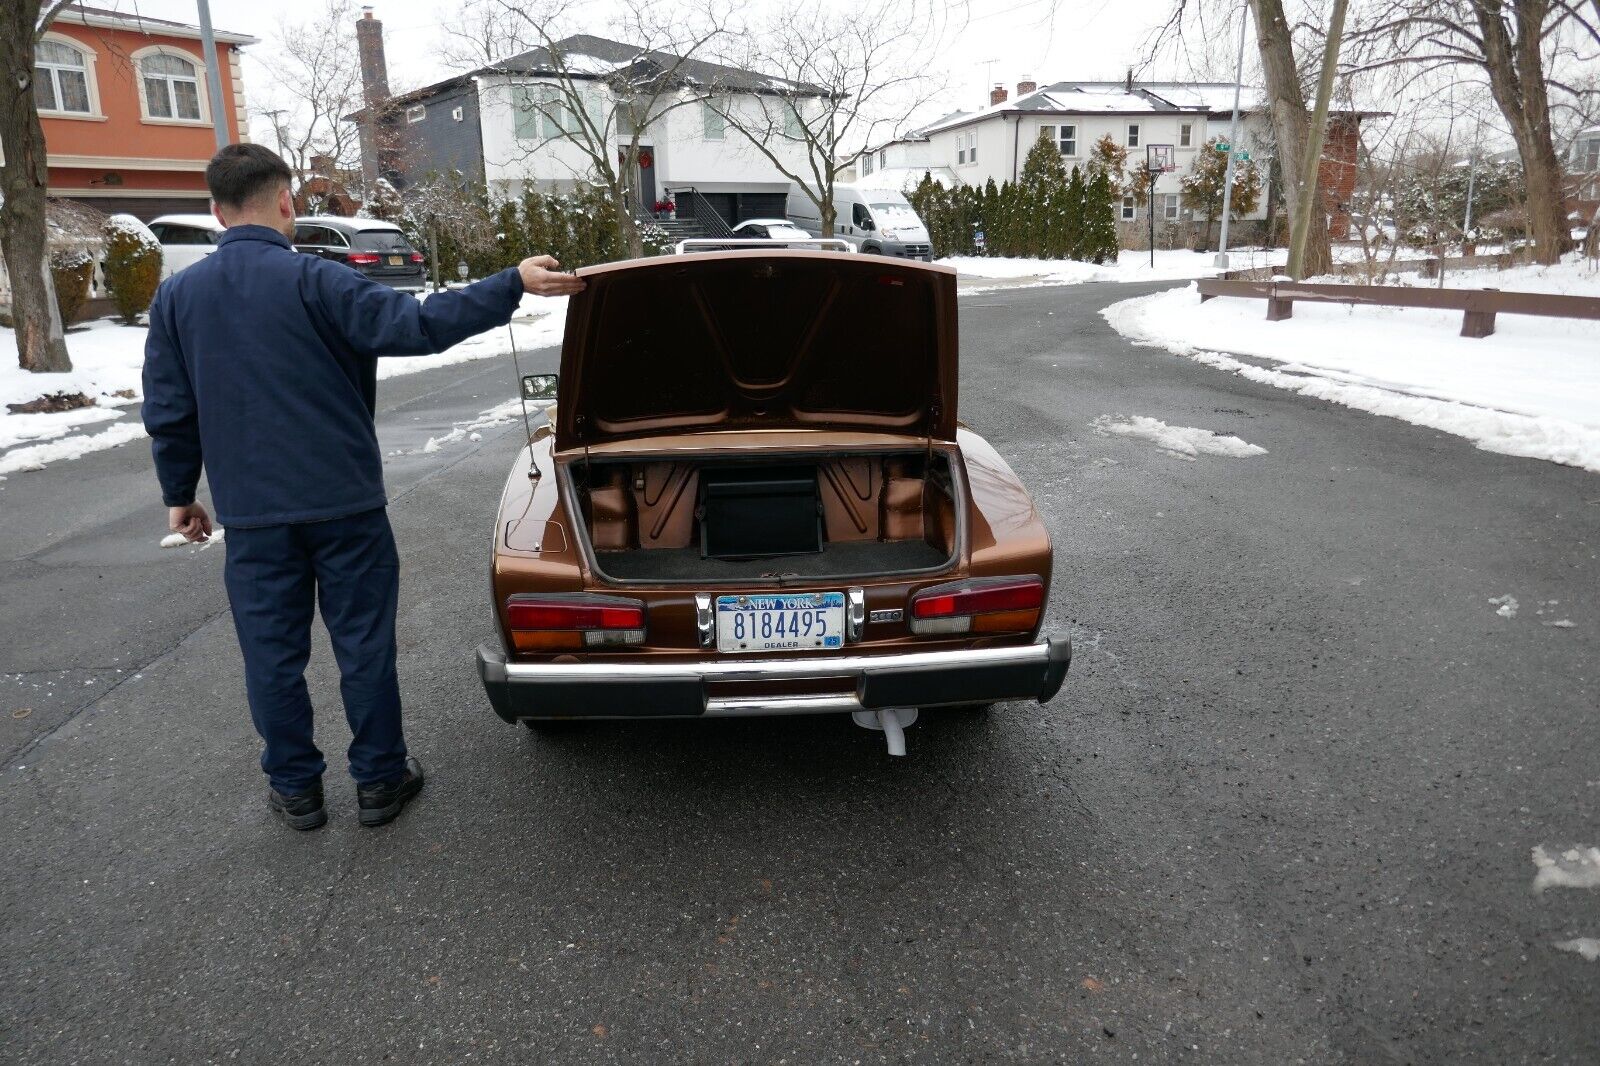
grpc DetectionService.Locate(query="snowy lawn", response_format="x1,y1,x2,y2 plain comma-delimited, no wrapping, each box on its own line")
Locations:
0,290,567,477
941,248,1289,288
1101,255,1600,473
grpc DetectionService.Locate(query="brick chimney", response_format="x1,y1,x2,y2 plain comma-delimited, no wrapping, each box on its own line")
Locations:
990,83,1008,107
355,7,395,190
356,7,390,109
1017,75,1037,96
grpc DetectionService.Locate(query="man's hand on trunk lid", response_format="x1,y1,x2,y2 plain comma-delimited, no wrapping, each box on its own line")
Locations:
518,256,586,296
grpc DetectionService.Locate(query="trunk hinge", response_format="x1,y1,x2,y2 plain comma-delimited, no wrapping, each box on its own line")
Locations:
925,402,940,466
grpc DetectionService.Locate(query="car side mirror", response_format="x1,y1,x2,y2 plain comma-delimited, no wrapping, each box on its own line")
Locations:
861,218,875,231
522,373,558,401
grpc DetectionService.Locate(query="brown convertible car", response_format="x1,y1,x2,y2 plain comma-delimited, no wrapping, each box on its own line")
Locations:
476,249,1068,753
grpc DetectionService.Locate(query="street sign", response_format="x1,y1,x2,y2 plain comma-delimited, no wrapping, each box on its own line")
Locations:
1237,150,1251,162
1214,141,1230,153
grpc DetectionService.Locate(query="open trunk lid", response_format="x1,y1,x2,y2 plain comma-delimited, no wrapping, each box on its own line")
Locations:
553,250,959,451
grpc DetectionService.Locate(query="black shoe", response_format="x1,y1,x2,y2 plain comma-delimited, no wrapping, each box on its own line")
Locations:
357,756,425,828
268,782,327,831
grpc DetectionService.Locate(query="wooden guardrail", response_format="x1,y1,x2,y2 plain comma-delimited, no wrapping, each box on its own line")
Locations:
1219,251,1524,283
1195,278,1600,338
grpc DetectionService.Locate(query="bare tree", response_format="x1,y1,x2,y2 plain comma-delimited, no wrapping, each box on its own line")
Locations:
1,0,75,373
490,0,734,257
1347,0,1600,264
710,0,943,237
262,0,366,195
439,0,529,73
1249,0,1336,277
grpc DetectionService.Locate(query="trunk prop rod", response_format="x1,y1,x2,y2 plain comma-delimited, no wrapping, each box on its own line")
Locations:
507,321,540,481
852,707,918,757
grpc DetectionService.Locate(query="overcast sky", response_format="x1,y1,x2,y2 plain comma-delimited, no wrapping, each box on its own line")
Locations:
116,0,1222,142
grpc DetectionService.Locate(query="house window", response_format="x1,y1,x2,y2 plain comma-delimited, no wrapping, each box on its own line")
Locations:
1041,123,1077,155
861,152,874,175
1577,137,1600,172
1121,195,1137,221
1179,123,1192,148
956,133,967,165
513,85,580,140
783,102,803,139
1163,193,1180,220
1126,123,1140,148
958,131,977,164
34,38,91,114
878,148,887,168
451,106,464,122
703,99,725,140
140,51,203,121
405,104,426,124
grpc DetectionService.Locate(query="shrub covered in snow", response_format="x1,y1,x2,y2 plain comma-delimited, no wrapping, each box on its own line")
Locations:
102,215,162,324
49,248,95,326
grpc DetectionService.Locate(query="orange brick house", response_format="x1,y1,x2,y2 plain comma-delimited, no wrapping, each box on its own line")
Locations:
34,4,258,219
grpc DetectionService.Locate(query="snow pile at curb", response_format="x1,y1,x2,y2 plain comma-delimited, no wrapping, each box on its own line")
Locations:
943,248,1287,290
1100,265,1600,473
1,289,571,476
0,420,147,476
1091,415,1266,460
376,294,567,381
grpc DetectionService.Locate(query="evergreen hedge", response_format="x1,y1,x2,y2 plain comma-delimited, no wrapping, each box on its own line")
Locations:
907,132,1120,261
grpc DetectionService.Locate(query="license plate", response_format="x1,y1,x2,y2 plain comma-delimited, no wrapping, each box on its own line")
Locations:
716,592,845,654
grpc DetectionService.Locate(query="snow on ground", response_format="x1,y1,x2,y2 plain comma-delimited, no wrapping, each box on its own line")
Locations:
1091,415,1267,460
943,248,1289,289
0,420,148,476
1556,938,1600,961
1532,845,1600,893
0,289,568,477
1102,255,1600,473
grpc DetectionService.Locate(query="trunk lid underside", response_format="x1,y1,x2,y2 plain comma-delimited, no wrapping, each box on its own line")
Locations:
555,251,960,451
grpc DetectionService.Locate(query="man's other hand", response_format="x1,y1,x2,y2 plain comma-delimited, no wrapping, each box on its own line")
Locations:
518,256,586,297
169,502,213,543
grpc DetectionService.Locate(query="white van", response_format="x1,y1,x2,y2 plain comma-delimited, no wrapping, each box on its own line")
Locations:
786,184,932,261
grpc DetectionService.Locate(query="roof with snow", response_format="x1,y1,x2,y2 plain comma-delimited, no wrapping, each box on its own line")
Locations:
356,34,830,119
54,3,258,46
921,80,1383,136
856,166,957,193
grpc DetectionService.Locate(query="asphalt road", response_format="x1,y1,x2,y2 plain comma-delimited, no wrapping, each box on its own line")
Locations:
2,280,1596,1064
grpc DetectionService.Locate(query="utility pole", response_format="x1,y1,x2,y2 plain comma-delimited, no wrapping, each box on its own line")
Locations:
263,109,288,158
196,0,230,151
1286,0,1348,279
1214,8,1250,267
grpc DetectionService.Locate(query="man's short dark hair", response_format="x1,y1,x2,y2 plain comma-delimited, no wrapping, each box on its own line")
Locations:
206,143,292,212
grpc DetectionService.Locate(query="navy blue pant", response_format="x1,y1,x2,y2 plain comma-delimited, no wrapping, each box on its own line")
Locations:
223,507,407,794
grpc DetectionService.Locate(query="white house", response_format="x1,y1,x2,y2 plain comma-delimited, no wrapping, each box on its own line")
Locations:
908,79,1276,228
351,23,828,228
846,112,967,191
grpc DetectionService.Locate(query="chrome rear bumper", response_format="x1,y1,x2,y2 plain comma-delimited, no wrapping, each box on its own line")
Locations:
477,637,1071,721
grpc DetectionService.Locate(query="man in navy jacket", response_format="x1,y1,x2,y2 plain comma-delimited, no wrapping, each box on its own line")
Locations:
143,144,583,830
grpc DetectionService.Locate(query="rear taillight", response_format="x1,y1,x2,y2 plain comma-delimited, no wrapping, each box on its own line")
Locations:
409,252,424,263
346,252,381,265
506,594,645,651
909,576,1044,635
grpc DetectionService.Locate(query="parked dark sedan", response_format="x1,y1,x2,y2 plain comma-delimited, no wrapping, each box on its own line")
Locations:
292,216,427,292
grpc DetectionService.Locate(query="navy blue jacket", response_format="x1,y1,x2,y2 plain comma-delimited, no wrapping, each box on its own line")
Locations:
142,225,525,527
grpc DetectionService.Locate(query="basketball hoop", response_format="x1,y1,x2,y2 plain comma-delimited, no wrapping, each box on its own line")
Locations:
1148,144,1176,173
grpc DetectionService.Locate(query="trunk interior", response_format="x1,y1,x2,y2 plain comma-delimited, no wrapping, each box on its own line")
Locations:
567,452,959,583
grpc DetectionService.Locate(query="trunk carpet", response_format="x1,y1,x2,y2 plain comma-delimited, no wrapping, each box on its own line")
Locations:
596,540,949,581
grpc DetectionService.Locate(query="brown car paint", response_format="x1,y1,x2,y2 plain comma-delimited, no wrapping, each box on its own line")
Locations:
488,251,1052,677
